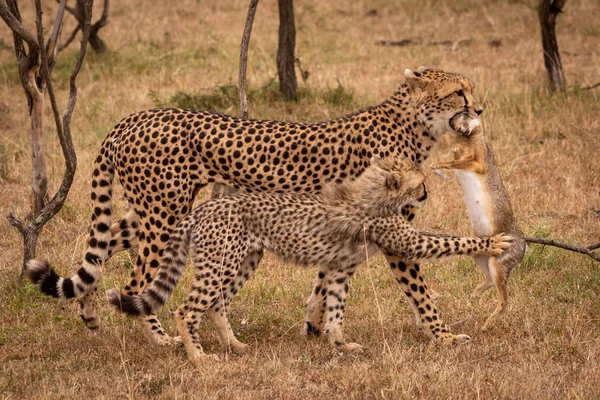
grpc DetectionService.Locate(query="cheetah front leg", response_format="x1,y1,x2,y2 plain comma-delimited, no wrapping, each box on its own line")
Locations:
384,254,471,344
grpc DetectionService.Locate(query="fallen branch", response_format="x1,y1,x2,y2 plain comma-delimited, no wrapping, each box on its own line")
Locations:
580,82,600,91
238,0,259,119
524,236,600,262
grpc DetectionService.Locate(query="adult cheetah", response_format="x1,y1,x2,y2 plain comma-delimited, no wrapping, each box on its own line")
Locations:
27,67,485,344
108,157,511,363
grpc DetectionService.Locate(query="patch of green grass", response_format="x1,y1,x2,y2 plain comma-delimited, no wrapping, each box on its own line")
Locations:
151,81,355,114
0,59,20,86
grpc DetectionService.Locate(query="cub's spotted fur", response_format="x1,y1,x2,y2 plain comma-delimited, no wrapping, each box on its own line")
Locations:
109,158,511,363
27,67,485,344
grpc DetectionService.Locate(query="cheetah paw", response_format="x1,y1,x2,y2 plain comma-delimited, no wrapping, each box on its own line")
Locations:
335,342,364,354
189,352,220,365
229,341,250,354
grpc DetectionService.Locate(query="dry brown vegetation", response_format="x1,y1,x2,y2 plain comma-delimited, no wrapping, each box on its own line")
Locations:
1,0,599,398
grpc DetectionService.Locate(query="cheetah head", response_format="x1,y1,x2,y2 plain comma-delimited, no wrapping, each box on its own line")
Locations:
322,156,427,217
404,66,483,137
371,156,427,209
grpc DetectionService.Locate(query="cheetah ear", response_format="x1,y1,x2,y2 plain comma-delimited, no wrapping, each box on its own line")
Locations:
386,173,402,191
404,68,428,90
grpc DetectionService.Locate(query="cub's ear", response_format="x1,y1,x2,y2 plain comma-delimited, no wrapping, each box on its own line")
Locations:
386,173,402,191
404,68,428,90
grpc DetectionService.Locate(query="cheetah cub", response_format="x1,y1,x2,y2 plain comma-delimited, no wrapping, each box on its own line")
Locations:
430,125,526,331
109,157,512,364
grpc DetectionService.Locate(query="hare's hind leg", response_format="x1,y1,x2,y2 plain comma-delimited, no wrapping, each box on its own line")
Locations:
470,255,494,299
481,257,508,331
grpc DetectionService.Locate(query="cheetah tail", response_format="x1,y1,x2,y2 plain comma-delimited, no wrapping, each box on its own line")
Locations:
26,138,116,300
108,218,192,317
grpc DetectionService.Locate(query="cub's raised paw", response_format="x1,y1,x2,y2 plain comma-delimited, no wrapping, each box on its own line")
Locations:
489,233,514,256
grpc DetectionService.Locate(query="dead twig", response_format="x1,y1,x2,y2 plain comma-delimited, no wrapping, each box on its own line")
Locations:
580,82,600,91
448,317,470,328
238,0,259,119
524,236,600,262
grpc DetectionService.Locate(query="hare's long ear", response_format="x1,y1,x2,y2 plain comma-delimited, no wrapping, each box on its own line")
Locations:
404,69,429,90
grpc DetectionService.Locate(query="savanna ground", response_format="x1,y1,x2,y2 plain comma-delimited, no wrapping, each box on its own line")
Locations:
1,0,599,398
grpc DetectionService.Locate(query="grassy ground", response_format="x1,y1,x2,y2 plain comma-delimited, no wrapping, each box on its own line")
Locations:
1,0,599,398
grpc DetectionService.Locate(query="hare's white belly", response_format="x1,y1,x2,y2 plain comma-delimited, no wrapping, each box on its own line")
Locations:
455,170,492,237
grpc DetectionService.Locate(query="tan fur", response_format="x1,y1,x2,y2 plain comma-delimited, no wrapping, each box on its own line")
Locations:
430,126,526,330
109,158,512,363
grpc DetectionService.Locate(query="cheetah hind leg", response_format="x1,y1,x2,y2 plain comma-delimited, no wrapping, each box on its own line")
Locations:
175,297,219,364
207,305,249,354
205,249,264,354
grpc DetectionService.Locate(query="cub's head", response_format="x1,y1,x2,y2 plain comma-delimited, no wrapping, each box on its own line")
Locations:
368,156,427,210
404,66,483,137
322,156,427,217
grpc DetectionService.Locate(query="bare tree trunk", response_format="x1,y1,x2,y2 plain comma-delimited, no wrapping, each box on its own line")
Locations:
2,0,93,278
538,0,567,91
212,0,259,200
30,86,48,215
277,0,297,100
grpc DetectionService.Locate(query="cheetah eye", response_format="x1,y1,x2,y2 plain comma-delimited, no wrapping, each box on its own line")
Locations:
456,89,464,97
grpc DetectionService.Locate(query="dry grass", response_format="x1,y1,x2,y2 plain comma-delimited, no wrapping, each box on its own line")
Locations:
1,0,599,398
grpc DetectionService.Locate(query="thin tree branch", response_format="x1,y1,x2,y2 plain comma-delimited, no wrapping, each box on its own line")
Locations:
524,236,600,262
580,82,600,91
32,0,92,228
3,0,41,112
238,0,259,119
587,243,600,251
92,0,109,30
46,0,68,72
0,1,39,50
